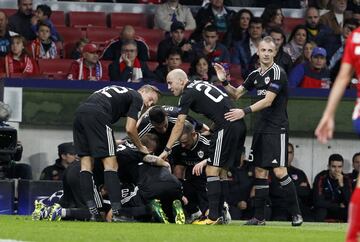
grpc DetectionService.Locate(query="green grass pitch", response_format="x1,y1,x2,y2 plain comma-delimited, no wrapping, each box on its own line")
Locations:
0,215,347,242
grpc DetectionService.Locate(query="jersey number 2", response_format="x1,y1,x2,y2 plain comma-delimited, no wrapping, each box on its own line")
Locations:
195,83,228,103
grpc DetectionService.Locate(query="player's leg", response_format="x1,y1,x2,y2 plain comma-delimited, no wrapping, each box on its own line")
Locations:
346,176,360,242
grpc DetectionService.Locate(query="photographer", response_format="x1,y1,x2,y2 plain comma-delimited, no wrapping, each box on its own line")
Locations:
0,101,30,180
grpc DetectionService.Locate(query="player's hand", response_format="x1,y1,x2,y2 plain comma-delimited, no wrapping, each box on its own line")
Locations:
225,109,245,121
315,115,335,144
213,63,226,82
159,150,169,160
192,160,207,176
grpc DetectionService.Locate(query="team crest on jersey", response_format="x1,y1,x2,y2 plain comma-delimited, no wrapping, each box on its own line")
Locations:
197,150,204,158
353,32,360,43
264,76,270,84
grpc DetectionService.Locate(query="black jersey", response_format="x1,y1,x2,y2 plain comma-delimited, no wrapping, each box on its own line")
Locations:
169,133,210,166
137,105,204,154
81,85,143,124
242,63,288,133
178,80,235,129
115,142,145,184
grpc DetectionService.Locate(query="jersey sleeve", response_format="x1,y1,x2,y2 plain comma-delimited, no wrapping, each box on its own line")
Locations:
268,65,287,94
127,91,143,120
178,89,193,115
242,71,256,91
342,32,356,67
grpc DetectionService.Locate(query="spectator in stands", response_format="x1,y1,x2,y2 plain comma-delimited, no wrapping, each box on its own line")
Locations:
153,0,196,32
348,152,360,189
188,54,218,83
0,11,18,57
31,21,58,59
31,4,61,42
109,39,156,82
0,35,39,78
319,0,350,35
225,9,253,47
305,6,332,44
154,48,182,83
157,21,193,64
313,153,352,222
67,43,108,81
269,143,313,222
228,147,255,220
289,47,331,88
190,0,235,42
70,37,89,60
193,24,230,63
283,25,308,63
326,18,358,72
102,25,149,62
294,41,317,65
231,17,263,78
8,0,36,41
248,27,293,75
260,4,284,34
40,142,77,181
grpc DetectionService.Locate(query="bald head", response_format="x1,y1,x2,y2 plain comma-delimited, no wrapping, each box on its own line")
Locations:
166,69,189,96
121,25,135,40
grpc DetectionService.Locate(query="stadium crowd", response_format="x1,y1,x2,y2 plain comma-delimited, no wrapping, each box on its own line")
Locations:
0,0,359,231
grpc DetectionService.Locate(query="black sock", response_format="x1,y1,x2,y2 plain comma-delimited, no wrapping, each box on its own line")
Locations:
104,170,122,215
66,208,91,220
219,179,229,212
254,178,269,221
80,170,98,215
207,176,221,220
279,175,301,216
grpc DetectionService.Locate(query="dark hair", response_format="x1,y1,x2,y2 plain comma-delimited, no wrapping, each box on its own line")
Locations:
36,4,52,18
287,24,308,43
203,24,218,33
269,26,287,47
149,106,166,124
234,9,254,29
37,20,51,30
249,17,264,28
288,142,294,151
328,153,344,165
10,35,30,56
188,54,213,76
166,47,182,59
261,4,283,25
121,39,137,50
353,152,360,163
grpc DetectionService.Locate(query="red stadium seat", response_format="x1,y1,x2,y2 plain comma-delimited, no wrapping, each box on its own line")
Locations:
229,64,243,87
137,29,165,61
57,26,84,44
86,27,119,45
146,61,159,71
110,13,149,29
2,9,17,17
283,17,304,35
51,11,66,27
38,59,74,79
180,63,190,73
69,11,107,28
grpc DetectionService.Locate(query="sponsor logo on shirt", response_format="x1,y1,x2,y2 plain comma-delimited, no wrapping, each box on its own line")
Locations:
257,89,267,96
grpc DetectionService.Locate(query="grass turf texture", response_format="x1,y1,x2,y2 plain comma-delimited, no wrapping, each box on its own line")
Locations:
0,215,346,242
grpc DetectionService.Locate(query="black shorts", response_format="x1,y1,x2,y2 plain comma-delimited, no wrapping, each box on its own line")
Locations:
207,120,246,169
250,131,288,169
73,104,116,158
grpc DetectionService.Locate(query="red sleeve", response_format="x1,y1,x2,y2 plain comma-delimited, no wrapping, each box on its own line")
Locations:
342,32,356,67
67,61,79,80
31,58,40,75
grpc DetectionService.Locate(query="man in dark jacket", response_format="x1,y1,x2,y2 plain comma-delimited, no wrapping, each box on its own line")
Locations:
40,142,77,181
8,0,36,40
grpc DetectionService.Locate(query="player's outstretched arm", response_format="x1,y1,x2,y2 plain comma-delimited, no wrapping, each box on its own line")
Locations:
126,117,149,154
159,114,187,159
213,63,246,100
224,91,277,122
315,63,354,143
